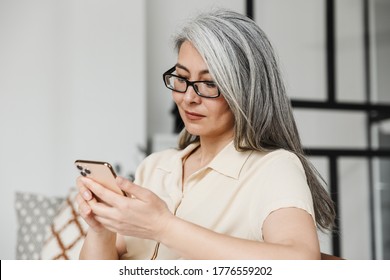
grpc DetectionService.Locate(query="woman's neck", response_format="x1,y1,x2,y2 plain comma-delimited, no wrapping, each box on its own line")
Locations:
196,134,234,166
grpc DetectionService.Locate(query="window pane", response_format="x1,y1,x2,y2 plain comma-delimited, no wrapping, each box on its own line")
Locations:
339,158,372,259
372,0,390,103
336,0,366,103
294,109,367,148
255,0,326,101
376,129,390,259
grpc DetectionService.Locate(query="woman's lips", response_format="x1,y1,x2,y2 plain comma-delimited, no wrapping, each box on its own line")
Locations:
185,111,205,120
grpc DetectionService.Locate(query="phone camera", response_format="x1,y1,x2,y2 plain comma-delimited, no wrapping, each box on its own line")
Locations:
76,165,83,170
85,168,91,174
80,171,87,177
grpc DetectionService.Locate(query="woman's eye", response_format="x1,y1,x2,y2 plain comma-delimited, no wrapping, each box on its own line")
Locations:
204,82,216,88
177,77,187,83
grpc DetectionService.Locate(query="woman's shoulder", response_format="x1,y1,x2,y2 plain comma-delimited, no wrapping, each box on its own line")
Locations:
248,148,303,171
251,148,299,161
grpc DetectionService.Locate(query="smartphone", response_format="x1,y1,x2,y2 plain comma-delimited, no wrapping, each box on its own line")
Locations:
74,160,126,196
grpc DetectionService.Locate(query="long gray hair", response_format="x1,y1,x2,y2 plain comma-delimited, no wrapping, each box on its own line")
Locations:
174,9,335,231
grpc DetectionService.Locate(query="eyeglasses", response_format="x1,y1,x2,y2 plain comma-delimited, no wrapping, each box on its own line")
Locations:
162,66,220,98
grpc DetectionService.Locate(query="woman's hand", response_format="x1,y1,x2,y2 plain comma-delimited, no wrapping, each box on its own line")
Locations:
78,176,174,242
76,177,108,233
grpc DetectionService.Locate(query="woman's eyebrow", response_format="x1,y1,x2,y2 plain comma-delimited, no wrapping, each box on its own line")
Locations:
175,63,210,76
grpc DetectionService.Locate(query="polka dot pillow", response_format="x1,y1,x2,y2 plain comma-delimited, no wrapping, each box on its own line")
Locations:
15,192,64,259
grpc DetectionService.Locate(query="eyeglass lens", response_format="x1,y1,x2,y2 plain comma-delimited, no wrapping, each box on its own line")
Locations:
165,75,218,97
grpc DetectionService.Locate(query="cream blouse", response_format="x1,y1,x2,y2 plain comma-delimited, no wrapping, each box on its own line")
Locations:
120,141,315,260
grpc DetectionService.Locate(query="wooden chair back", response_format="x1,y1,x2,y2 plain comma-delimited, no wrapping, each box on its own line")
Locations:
321,252,344,260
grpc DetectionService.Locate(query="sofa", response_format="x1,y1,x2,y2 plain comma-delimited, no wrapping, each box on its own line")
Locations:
15,188,87,259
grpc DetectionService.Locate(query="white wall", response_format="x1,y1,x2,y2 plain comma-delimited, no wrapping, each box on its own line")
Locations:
0,0,146,259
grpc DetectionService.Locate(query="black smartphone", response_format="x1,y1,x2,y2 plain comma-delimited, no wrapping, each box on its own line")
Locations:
75,160,126,196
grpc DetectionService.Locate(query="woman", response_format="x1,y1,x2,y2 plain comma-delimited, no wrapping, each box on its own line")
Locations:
77,9,335,260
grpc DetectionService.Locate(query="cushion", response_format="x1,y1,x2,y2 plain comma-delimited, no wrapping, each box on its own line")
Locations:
41,188,88,260
15,192,64,259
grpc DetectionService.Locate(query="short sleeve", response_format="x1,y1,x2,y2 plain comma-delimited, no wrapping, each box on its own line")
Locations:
249,151,315,236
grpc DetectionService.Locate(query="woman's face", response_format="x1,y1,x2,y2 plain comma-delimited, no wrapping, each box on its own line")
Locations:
172,41,234,141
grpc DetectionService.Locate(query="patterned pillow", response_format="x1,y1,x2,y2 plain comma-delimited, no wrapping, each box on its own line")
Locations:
40,188,88,260
15,192,64,259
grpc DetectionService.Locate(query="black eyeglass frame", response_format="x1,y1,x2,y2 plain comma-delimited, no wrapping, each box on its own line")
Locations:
162,66,221,98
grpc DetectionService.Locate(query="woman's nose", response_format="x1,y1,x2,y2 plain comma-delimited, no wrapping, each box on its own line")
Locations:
183,84,201,103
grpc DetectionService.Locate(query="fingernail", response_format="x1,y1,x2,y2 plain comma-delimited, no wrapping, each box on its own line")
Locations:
82,191,91,200
116,176,124,184
82,204,90,215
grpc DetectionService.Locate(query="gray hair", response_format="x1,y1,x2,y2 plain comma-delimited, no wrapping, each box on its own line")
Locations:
174,9,335,231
